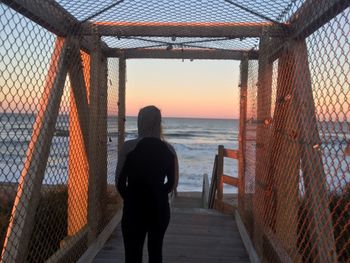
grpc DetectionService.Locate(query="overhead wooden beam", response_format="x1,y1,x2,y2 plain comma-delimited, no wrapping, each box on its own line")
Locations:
290,0,349,39
83,21,290,38
105,48,259,60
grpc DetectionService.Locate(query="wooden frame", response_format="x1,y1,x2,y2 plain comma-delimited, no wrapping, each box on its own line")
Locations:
68,40,90,236
290,40,337,262
290,0,349,39
77,210,123,263
268,0,349,62
82,21,289,38
253,30,273,258
88,34,108,244
216,145,224,200
118,54,126,155
238,56,248,212
106,48,258,60
1,37,70,262
268,44,301,260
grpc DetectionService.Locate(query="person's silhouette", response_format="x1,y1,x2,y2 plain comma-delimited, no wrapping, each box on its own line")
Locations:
115,105,178,263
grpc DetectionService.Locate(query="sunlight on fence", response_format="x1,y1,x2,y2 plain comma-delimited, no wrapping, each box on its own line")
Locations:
0,0,349,262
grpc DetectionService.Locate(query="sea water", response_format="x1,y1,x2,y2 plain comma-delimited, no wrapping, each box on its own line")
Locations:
0,114,238,192
1,113,349,194
121,116,239,192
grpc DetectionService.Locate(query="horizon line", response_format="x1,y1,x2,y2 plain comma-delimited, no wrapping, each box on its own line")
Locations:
114,115,239,120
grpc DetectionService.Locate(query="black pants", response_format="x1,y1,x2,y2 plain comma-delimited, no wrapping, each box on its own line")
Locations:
121,204,170,263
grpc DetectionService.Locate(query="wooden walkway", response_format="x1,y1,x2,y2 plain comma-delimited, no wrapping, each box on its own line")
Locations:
93,192,250,263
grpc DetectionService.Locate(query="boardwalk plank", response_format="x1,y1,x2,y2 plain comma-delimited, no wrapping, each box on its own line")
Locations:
93,193,250,262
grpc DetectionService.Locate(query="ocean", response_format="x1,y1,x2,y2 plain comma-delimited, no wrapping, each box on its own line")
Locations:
114,116,239,192
1,113,348,194
0,114,239,192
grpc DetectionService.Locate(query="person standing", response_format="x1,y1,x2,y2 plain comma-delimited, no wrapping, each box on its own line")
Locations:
115,105,178,263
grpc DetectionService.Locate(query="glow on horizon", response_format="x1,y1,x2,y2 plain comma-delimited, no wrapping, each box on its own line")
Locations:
125,59,240,119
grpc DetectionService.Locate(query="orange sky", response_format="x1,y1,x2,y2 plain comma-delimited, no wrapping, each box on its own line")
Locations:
125,59,240,119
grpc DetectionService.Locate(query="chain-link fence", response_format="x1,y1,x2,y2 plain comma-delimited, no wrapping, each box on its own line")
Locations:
241,4,350,262
0,1,122,261
0,0,349,262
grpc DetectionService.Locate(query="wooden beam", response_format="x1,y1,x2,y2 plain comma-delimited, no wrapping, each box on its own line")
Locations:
291,40,337,262
238,56,248,213
77,210,122,263
67,43,90,236
1,37,69,262
270,46,301,260
118,54,126,155
83,21,290,38
263,228,294,263
106,48,259,60
222,175,239,187
267,0,348,62
208,155,218,209
46,227,88,263
235,211,260,263
216,145,224,200
223,149,240,159
290,0,349,39
254,31,274,259
88,35,105,244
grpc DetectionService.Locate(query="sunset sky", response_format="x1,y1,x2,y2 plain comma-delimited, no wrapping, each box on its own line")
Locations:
124,59,240,119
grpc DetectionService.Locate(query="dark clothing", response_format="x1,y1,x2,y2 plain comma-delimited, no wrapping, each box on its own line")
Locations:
117,137,175,263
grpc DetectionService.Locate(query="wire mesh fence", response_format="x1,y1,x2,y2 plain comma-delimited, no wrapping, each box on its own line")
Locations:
0,2,122,261
242,5,350,262
0,0,349,262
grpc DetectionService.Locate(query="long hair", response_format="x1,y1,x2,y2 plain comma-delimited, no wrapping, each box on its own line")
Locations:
137,105,162,139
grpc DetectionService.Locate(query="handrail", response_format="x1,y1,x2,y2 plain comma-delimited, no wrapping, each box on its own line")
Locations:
208,145,239,209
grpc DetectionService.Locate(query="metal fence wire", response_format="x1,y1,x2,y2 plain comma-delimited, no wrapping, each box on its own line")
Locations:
243,6,350,263
0,0,349,262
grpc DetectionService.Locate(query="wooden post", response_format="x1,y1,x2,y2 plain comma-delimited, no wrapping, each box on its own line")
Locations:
254,30,273,258
99,53,108,230
1,37,69,262
88,34,107,244
118,53,126,155
270,46,301,259
290,40,337,262
217,145,224,200
67,42,90,236
238,55,248,213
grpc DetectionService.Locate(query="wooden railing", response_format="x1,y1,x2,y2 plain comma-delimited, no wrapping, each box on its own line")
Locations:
208,145,240,212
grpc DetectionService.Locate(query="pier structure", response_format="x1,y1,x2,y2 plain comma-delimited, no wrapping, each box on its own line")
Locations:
0,0,349,262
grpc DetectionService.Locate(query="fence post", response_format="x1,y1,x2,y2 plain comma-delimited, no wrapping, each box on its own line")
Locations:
118,53,126,155
99,52,108,231
88,33,108,244
217,145,224,201
290,39,337,262
254,30,273,258
270,45,301,260
1,37,69,262
67,41,90,236
238,54,248,214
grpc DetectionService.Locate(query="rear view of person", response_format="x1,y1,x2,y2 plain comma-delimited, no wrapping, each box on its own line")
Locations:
115,105,178,263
